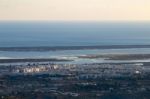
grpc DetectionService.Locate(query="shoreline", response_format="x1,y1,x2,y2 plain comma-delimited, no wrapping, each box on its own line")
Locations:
1,45,150,51
78,54,150,60
0,58,72,63
1,54,150,63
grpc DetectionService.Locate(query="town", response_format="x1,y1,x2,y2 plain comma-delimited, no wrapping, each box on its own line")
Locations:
0,62,150,99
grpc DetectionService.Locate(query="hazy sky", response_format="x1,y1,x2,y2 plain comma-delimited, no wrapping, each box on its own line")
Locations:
0,0,149,21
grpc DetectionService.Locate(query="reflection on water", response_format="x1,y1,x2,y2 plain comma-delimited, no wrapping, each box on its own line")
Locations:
1,48,150,59
1,48,150,65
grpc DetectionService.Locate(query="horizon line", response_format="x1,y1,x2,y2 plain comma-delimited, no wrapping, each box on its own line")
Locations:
0,20,150,23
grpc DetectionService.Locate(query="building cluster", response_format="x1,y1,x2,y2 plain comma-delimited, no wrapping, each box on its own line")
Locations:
0,62,149,78
0,62,150,99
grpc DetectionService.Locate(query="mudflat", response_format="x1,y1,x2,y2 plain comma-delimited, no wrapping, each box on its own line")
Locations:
78,54,150,60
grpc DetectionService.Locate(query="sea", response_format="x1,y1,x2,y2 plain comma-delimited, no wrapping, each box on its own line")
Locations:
0,21,150,64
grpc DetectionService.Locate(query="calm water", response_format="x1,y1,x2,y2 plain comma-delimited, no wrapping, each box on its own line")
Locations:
0,22,150,63
0,22,150,47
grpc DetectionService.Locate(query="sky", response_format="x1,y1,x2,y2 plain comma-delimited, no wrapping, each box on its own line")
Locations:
0,0,150,21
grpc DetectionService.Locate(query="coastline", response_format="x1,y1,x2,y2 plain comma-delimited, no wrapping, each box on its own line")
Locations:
1,45,150,52
0,58,72,63
78,54,150,60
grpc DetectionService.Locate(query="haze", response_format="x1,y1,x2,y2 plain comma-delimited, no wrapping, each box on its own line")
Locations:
0,0,149,21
